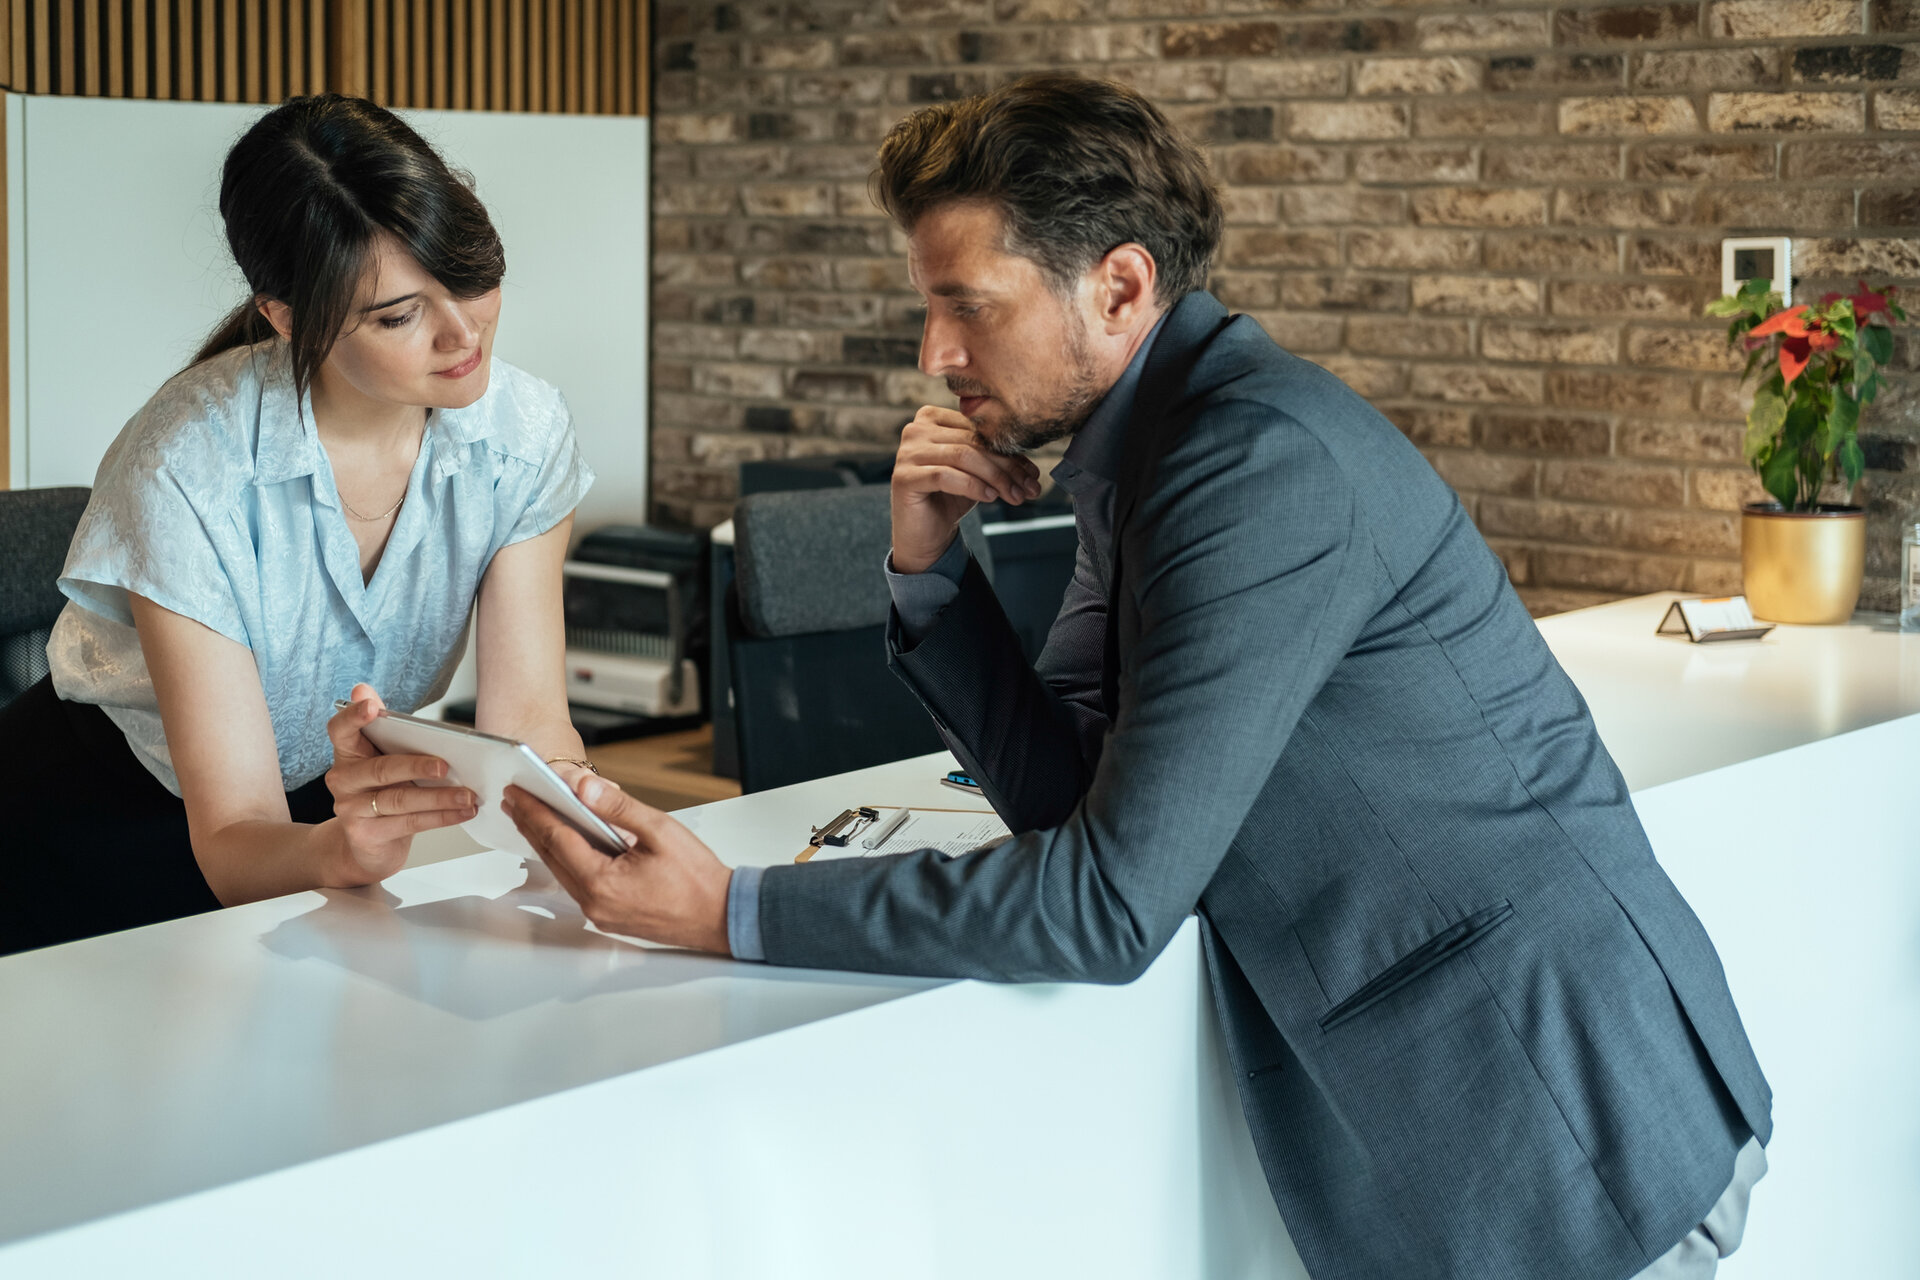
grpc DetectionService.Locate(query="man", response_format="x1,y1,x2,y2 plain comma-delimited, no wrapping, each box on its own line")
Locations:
507,76,1769,1278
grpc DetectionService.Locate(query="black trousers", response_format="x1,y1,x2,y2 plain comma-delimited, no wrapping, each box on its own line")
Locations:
0,676,333,956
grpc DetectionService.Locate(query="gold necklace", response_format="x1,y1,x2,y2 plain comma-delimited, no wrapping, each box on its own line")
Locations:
340,487,406,522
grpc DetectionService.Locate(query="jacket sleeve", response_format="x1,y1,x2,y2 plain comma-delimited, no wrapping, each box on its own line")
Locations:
758,406,1379,984
883,525,1113,836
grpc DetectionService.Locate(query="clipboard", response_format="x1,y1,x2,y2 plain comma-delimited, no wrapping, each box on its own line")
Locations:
797,805,1004,863
1655,596,1775,644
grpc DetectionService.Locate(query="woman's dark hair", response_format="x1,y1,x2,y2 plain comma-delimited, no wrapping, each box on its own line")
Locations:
193,94,505,399
873,74,1222,304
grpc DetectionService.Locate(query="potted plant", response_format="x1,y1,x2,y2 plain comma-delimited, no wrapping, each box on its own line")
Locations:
1705,278,1908,624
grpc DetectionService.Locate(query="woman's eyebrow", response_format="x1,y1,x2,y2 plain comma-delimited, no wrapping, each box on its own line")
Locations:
361,291,422,313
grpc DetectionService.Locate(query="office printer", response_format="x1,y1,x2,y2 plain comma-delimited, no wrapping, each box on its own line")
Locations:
563,525,706,719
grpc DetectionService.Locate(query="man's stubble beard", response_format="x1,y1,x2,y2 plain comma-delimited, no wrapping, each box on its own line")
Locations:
953,314,1105,458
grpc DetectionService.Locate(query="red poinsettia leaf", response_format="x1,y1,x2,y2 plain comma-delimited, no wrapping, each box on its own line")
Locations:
1750,304,1811,338
1850,290,1889,319
1807,330,1840,352
1821,291,1843,306
1779,337,1811,388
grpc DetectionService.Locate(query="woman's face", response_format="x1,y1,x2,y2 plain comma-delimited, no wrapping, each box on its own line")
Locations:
272,233,503,411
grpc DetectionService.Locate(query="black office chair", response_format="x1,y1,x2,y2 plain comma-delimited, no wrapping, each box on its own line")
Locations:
726,485,992,793
0,486,90,708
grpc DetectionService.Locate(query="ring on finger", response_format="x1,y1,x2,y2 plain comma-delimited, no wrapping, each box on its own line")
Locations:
369,795,381,819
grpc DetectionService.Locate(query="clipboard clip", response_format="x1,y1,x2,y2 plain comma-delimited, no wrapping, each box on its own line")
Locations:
810,806,879,849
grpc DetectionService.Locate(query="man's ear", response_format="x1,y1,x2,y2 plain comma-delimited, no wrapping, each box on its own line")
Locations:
256,297,293,342
1093,243,1158,334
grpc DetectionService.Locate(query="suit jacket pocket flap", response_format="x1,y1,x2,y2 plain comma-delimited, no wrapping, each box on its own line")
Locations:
1318,900,1514,1031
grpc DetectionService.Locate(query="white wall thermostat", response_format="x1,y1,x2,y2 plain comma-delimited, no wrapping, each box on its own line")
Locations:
1722,237,1792,306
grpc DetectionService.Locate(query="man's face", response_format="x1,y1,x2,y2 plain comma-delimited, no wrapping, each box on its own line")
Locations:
907,201,1105,455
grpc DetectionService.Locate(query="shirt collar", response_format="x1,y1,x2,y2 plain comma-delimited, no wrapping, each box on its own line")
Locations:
1054,311,1169,491
251,344,325,489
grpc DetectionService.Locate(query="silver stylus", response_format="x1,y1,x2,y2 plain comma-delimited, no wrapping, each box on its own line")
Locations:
862,807,912,850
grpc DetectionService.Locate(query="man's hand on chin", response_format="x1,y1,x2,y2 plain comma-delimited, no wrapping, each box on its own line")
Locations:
503,777,734,955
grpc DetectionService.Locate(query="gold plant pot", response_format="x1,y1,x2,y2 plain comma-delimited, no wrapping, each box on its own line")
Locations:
1740,502,1866,624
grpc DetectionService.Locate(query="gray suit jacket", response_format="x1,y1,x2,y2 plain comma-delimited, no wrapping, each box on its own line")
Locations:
757,292,1770,1279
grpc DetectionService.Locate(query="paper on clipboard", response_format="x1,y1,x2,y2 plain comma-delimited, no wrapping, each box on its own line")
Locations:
799,807,1010,862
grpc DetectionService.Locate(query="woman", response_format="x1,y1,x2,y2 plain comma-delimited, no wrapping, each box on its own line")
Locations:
0,95,594,955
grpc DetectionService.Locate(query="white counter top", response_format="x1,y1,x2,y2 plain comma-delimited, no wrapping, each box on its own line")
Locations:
2,590,1914,1275
0,758,980,1249
1538,591,1920,790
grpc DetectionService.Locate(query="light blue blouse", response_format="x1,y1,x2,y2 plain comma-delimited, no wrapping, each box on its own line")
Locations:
48,341,594,796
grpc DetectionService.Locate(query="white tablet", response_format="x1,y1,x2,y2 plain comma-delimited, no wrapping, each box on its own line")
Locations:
342,704,628,858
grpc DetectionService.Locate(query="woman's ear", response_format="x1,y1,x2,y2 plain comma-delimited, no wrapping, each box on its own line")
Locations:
256,297,293,342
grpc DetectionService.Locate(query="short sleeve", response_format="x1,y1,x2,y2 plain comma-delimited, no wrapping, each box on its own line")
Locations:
59,461,251,649
500,398,595,547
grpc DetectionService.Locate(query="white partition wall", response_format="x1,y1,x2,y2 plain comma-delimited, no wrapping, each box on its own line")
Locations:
5,93,649,529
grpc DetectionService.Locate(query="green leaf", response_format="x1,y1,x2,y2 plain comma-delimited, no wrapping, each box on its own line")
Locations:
1840,436,1865,492
1761,445,1800,510
1782,399,1821,450
1744,386,1788,465
1824,390,1859,459
1863,324,1893,365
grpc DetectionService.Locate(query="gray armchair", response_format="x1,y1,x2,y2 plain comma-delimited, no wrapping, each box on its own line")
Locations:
726,484,992,793
0,487,89,706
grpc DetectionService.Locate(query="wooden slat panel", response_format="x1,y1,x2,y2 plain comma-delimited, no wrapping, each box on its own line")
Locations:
242,0,258,101
449,0,462,109
565,0,579,114
408,0,423,107
31,0,50,92
176,0,191,98
598,0,611,116
391,0,408,103
518,0,533,112
285,0,301,94
428,0,442,107
131,0,146,96
543,0,556,113
83,0,100,96
108,0,124,96
490,0,504,110
222,0,237,101
57,0,75,93
580,0,593,115
195,0,212,100
264,0,279,101
11,0,27,93
2,0,649,111
153,0,171,97
617,0,631,115
307,0,321,95
370,0,385,103
332,0,365,98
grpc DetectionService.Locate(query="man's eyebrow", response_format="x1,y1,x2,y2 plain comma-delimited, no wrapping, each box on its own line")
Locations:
361,291,422,313
926,282,985,300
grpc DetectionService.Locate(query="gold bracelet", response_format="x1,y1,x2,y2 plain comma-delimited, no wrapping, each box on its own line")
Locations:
546,756,599,774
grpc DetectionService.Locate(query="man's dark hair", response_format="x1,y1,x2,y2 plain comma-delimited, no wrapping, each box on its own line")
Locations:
873,74,1222,304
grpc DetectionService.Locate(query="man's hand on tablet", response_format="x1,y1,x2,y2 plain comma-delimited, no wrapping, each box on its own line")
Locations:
503,776,733,955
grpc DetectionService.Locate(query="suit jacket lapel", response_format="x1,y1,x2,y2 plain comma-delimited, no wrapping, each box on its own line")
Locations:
1101,291,1237,719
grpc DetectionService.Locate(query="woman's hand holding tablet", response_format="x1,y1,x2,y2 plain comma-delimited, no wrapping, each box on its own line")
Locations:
323,685,481,883
335,686,629,861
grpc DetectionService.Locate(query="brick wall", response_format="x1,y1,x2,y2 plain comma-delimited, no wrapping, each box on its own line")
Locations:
649,0,1920,615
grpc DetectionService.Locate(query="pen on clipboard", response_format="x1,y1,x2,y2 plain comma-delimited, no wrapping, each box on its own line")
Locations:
862,807,911,849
